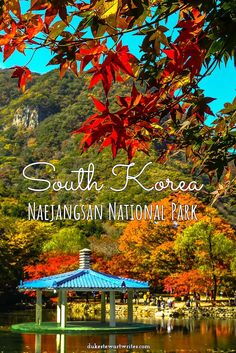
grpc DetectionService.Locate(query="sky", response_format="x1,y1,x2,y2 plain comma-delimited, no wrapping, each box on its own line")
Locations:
0,3,235,116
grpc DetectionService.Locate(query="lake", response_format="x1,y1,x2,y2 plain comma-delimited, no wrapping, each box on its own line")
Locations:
0,310,235,353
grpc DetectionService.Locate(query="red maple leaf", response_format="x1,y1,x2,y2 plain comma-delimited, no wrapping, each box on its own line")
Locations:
11,66,32,92
30,0,76,26
82,41,138,96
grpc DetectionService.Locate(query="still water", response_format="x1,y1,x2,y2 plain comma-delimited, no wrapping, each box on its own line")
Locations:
0,310,235,353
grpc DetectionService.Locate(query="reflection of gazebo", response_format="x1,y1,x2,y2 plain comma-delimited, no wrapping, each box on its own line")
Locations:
18,249,150,331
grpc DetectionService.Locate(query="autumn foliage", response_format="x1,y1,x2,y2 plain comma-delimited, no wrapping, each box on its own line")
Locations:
19,192,236,296
24,253,79,280
100,193,236,293
163,269,212,296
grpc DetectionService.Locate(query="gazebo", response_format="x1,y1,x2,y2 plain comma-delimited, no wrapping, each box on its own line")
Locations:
14,249,153,333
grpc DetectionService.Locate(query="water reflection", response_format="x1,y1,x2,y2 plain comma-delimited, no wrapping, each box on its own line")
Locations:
29,333,139,353
0,317,236,353
35,334,41,353
20,319,236,353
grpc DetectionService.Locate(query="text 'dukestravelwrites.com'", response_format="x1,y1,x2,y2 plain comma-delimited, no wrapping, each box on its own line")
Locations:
87,343,151,350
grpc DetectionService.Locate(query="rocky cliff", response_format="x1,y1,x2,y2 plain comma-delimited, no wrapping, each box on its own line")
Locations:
12,106,39,130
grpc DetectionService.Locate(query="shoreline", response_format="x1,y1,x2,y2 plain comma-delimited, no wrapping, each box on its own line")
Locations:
67,302,236,320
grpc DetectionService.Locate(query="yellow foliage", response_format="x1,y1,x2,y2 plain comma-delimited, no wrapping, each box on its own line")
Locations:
93,0,120,28
27,137,37,147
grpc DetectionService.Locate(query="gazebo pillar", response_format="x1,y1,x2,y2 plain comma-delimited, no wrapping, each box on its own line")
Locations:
57,291,62,324
60,290,67,328
35,289,42,325
109,291,116,327
128,290,133,324
101,292,106,323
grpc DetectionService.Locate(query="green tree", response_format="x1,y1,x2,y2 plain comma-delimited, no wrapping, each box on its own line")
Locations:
175,221,235,299
0,216,54,291
43,226,89,254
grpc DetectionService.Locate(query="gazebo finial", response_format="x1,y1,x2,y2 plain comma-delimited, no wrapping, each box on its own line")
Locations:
79,248,91,269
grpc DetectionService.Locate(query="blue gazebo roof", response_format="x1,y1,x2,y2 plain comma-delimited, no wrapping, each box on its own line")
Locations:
19,269,149,291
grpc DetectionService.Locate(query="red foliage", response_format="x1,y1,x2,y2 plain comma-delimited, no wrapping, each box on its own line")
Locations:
30,0,74,26
1,1,235,186
73,7,208,159
163,269,212,295
91,253,141,280
11,66,32,92
74,84,160,160
24,253,79,280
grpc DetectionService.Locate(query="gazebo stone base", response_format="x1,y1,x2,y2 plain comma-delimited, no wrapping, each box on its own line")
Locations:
11,321,156,334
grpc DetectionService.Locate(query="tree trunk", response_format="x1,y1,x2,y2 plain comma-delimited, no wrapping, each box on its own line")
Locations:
212,274,217,301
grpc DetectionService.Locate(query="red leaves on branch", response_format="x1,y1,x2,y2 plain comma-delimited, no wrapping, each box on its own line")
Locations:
176,8,206,42
0,22,18,60
80,41,138,96
74,8,207,160
0,22,17,46
26,15,44,40
74,84,161,160
30,0,76,25
11,66,32,92
162,42,204,80
0,15,45,61
59,59,78,78
2,1,233,183
79,41,108,72
162,9,206,82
